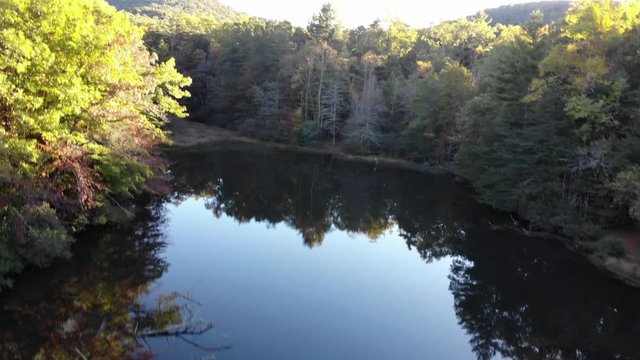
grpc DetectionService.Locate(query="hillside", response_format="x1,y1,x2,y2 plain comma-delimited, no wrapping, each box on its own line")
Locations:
107,0,240,19
482,1,572,25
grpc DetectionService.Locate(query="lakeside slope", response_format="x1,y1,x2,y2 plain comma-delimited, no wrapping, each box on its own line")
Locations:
168,119,640,287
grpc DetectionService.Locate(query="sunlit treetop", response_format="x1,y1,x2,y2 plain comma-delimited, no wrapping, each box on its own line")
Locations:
564,0,640,43
0,0,191,280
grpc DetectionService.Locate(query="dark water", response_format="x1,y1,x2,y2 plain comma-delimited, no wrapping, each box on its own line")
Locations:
2,143,640,360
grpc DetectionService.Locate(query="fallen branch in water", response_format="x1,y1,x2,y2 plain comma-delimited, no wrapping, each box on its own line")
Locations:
175,334,232,352
139,320,231,354
138,320,214,338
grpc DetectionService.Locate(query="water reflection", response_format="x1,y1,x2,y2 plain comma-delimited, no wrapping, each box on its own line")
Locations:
0,200,215,359
1,142,639,360
169,143,479,250
449,237,640,360
167,143,640,360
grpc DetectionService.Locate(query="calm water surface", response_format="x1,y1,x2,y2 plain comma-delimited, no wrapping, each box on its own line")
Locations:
1,143,640,360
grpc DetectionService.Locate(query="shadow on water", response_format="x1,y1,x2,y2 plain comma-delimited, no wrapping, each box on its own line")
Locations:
1,142,640,359
167,142,640,360
0,200,218,359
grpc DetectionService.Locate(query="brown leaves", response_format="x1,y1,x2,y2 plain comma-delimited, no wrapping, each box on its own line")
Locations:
38,142,101,211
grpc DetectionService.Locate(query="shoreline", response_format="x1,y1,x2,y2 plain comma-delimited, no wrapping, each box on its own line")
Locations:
167,119,448,174
167,119,640,288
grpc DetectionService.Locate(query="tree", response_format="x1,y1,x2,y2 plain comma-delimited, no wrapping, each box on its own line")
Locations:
321,64,350,145
116,0,640,243
459,2,640,236
347,20,387,57
245,81,287,140
529,0,640,229
0,0,190,282
402,63,473,162
386,19,418,62
419,13,496,71
457,13,572,232
283,41,348,143
343,53,385,151
307,3,339,43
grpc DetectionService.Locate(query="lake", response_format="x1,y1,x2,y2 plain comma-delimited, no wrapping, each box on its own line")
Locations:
1,142,640,360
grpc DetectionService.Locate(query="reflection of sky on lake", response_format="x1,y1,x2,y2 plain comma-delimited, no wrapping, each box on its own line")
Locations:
147,198,480,360
3,144,640,359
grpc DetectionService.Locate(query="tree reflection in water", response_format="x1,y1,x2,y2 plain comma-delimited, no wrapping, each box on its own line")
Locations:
1,143,639,360
0,200,217,359
168,143,640,360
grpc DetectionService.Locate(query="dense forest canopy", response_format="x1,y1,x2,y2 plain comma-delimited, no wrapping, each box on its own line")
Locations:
1,0,640,285
133,0,640,242
0,0,190,285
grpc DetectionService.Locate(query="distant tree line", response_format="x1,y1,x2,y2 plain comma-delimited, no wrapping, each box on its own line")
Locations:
108,0,241,19
482,1,571,25
136,0,640,240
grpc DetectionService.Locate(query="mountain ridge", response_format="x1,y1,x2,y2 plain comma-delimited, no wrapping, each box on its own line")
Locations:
106,0,241,19
482,1,572,25
107,0,572,27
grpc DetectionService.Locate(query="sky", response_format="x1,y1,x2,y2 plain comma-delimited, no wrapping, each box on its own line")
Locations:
218,0,569,28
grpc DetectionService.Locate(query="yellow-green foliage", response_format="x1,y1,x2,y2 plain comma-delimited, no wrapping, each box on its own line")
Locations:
564,0,640,43
133,0,640,240
0,0,191,283
459,0,640,237
386,19,418,59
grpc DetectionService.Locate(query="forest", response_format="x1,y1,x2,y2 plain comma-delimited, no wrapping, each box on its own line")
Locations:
0,0,639,284
134,0,640,240
0,0,191,285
